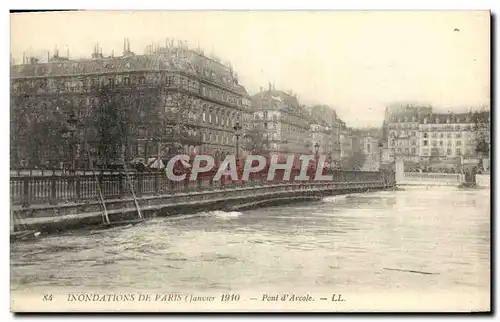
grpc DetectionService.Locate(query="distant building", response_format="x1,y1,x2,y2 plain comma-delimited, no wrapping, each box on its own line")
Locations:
339,120,353,168
418,111,490,162
384,103,490,170
309,105,342,167
309,117,333,161
251,85,311,156
385,104,431,164
357,128,382,171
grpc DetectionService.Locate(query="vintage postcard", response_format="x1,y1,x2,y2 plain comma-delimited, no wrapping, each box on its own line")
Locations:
10,10,491,312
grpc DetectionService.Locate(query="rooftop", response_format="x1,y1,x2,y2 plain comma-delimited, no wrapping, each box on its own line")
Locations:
11,45,248,96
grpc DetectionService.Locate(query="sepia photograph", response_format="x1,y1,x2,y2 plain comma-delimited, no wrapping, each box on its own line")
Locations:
9,10,491,312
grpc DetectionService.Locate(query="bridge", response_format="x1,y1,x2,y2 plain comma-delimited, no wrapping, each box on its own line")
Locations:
11,168,396,233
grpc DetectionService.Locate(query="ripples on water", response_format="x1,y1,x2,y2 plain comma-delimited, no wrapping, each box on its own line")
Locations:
11,187,490,294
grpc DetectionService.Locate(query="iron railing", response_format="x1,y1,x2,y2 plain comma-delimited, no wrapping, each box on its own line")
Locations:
10,169,395,207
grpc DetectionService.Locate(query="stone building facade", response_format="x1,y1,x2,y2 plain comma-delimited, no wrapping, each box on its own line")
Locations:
251,85,311,156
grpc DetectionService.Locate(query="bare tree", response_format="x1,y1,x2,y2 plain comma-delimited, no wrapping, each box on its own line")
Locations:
243,127,268,155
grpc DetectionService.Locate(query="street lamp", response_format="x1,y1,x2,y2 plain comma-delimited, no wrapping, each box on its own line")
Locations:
314,142,320,158
67,112,78,174
378,142,384,171
233,122,242,166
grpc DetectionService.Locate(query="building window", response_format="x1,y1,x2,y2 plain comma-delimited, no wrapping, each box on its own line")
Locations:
432,141,437,147
423,133,428,138
447,133,452,138
423,140,428,146
456,148,461,156
447,148,451,155
456,140,462,146
456,133,462,138
440,133,444,138
439,140,444,146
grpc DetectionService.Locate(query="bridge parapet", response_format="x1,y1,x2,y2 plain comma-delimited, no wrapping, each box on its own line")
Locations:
10,169,395,208
398,172,462,186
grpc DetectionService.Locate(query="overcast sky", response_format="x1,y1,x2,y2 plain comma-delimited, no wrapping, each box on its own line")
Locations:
10,11,490,127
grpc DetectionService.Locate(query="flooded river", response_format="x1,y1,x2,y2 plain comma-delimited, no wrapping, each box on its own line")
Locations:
11,186,490,306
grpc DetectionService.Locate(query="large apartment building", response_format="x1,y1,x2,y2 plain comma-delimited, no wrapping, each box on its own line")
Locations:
309,105,342,167
384,103,490,167
251,85,311,156
418,111,490,160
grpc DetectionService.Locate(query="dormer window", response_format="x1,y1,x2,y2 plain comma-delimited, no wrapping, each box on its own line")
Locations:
424,118,427,124
435,117,439,124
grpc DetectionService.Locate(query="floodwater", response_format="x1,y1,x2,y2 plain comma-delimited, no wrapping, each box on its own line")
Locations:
11,186,490,304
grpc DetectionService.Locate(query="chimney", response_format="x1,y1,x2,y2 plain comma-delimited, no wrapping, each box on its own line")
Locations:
123,38,126,54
